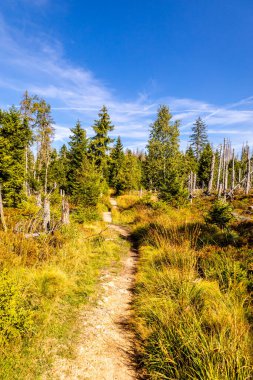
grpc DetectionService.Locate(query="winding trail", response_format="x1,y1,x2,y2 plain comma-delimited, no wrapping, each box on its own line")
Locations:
50,199,137,380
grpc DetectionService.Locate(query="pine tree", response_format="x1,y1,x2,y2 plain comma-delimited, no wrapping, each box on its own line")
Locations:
72,157,102,207
109,136,124,192
198,143,213,189
115,150,142,194
67,121,88,194
89,106,114,179
0,107,33,206
185,146,198,175
190,117,208,160
146,105,186,203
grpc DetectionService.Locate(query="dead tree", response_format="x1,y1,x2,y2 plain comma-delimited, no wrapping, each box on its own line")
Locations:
246,146,251,195
61,190,70,225
0,184,7,232
216,145,222,191
207,153,216,195
231,148,235,190
227,169,253,198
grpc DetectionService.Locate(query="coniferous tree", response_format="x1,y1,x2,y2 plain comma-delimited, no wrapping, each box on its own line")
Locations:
146,105,187,203
72,157,103,207
89,106,114,179
109,136,124,192
68,121,88,193
185,146,198,176
0,107,33,206
198,143,213,189
115,150,142,194
190,117,208,160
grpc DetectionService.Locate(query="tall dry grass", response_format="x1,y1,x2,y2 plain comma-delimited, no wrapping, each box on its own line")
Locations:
127,198,253,379
0,220,129,379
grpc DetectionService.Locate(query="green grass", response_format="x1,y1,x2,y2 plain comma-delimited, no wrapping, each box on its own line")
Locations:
0,221,129,379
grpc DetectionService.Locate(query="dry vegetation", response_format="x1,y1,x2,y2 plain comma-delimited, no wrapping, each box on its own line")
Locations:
116,193,253,379
0,202,129,379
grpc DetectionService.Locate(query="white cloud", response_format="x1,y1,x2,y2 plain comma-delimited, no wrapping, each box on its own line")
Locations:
0,13,253,152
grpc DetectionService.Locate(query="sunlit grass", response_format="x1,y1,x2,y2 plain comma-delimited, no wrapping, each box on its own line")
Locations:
130,199,253,380
0,221,130,379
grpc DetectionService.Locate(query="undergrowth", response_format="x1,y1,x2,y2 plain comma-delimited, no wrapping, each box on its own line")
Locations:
0,217,129,379
117,193,253,379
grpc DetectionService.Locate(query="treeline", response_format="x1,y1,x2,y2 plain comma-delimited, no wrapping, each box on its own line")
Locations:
0,92,252,219
144,106,252,204
0,92,142,225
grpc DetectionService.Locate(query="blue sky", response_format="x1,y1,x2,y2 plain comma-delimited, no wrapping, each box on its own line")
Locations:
1,0,253,151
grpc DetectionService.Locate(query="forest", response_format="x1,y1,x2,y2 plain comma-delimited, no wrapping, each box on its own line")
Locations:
0,91,253,379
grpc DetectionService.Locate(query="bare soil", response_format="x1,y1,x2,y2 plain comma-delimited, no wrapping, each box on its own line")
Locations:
48,210,137,379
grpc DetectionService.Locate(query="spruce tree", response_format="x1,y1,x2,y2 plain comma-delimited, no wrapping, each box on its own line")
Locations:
67,121,88,194
146,105,186,203
109,136,124,192
190,117,208,160
0,107,33,206
116,150,142,193
198,143,213,188
72,157,102,208
89,106,114,179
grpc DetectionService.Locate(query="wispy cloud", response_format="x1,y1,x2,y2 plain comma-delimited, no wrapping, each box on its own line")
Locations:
0,13,253,151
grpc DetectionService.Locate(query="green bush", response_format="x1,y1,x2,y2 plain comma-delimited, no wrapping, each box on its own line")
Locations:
0,270,35,344
206,200,234,229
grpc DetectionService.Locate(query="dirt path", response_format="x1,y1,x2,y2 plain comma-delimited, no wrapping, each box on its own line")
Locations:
50,202,137,380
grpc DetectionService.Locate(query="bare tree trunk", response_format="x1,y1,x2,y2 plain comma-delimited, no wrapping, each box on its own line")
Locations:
216,145,222,191
0,184,7,232
61,190,70,225
218,183,223,198
36,192,42,207
246,147,251,195
43,198,50,232
189,171,193,203
222,139,226,194
44,162,49,195
193,172,196,193
208,153,215,195
231,148,235,190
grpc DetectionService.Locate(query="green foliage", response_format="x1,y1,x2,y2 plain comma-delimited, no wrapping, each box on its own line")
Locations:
146,105,187,204
72,207,100,223
184,145,198,175
206,200,234,229
0,270,35,344
89,106,114,179
67,121,87,193
72,157,103,208
109,136,125,191
0,107,33,206
114,150,142,194
190,117,209,160
198,143,213,188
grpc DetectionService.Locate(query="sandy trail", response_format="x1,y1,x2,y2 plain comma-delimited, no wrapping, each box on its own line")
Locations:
50,202,137,380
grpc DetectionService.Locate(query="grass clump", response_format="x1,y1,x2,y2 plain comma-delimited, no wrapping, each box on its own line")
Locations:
131,201,253,380
0,220,129,379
